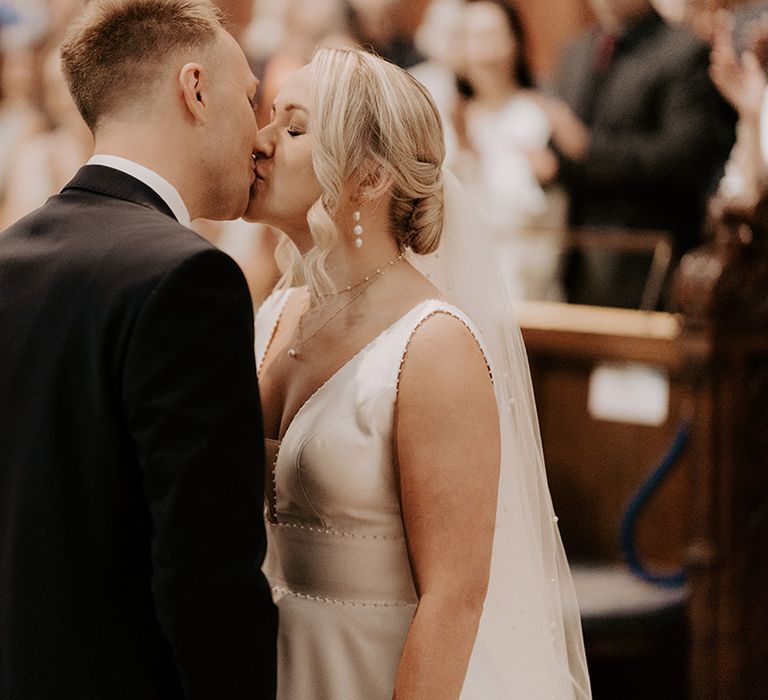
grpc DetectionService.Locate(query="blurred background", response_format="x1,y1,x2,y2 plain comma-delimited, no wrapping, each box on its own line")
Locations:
2,0,768,697
1,0,764,307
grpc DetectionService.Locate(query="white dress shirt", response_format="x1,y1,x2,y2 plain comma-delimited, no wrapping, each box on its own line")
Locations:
87,154,191,228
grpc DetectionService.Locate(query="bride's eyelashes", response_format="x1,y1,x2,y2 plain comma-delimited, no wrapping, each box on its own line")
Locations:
287,126,305,137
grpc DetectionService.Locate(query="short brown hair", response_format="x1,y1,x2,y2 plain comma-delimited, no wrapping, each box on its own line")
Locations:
60,0,224,130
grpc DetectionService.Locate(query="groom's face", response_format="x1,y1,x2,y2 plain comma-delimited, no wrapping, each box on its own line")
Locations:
198,31,260,220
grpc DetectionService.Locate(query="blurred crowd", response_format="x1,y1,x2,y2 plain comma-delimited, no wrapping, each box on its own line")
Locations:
1,0,767,308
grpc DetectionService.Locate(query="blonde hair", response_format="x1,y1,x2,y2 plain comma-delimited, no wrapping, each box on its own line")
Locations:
61,0,224,130
278,46,446,300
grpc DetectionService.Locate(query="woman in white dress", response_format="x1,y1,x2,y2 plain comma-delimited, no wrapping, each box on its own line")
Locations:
451,0,567,301
247,45,590,699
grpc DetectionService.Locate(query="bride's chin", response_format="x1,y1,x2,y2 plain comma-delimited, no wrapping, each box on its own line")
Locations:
242,201,266,224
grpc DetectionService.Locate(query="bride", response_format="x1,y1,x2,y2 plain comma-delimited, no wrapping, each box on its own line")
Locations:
247,46,591,699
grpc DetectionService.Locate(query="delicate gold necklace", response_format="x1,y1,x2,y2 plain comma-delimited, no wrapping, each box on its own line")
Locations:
288,253,405,360
317,252,406,297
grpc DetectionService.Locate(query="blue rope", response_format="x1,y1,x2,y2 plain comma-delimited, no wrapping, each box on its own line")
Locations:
619,418,691,588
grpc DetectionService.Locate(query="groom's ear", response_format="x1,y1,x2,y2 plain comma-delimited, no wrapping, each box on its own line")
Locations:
179,62,207,124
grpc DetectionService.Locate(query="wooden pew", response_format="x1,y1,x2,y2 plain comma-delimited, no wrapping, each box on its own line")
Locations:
516,284,768,697
517,302,702,570
517,302,698,697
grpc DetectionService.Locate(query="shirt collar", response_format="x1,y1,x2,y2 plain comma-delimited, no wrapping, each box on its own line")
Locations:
87,154,191,228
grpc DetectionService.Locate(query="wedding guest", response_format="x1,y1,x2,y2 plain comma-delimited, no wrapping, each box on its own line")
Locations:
733,0,768,49
0,45,45,224
1,48,92,228
546,0,736,308
346,0,431,69
0,0,48,51
45,0,86,45
710,8,768,204
212,0,255,44
451,0,566,300
656,0,768,46
0,4,18,26
408,0,463,128
252,0,349,138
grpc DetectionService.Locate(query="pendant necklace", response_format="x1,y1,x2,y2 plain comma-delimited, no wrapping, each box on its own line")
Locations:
287,252,405,360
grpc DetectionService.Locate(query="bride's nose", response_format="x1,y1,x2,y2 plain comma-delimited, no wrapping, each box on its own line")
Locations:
254,126,275,160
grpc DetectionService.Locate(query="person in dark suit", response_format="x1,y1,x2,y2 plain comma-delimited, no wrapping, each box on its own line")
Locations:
0,1,277,698
544,0,736,308
729,1,768,53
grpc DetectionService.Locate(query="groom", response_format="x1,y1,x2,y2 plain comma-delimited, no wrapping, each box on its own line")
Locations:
0,1,276,698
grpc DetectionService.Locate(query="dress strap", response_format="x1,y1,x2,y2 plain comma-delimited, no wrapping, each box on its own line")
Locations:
255,288,294,375
395,300,493,393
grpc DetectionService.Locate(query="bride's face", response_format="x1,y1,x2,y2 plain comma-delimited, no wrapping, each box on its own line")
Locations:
245,66,322,242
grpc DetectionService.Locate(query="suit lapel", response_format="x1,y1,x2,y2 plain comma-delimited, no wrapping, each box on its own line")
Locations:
61,165,178,222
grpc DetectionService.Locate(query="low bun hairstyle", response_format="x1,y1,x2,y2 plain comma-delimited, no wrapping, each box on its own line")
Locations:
390,160,444,256
285,46,446,299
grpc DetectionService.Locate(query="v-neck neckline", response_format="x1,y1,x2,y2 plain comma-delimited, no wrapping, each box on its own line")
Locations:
262,293,441,445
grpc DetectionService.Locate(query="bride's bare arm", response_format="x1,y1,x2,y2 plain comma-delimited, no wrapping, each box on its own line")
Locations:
393,312,501,699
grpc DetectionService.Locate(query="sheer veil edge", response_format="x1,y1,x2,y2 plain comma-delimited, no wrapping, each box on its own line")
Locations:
406,169,591,699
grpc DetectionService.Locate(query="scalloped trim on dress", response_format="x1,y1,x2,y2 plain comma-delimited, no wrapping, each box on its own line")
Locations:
256,288,293,376
395,307,494,398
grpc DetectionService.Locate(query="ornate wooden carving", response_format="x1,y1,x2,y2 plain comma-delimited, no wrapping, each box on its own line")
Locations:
675,194,768,328
674,192,768,698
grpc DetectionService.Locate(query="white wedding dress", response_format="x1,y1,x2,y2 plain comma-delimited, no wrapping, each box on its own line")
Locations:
253,170,592,699
255,288,487,699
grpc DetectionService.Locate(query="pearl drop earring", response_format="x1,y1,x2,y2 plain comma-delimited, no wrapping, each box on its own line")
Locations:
352,210,364,249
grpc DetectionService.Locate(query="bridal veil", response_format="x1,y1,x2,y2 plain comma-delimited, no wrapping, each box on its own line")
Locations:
407,169,591,699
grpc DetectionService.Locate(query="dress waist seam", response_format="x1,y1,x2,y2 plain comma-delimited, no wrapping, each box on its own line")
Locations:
271,585,417,608
267,519,405,541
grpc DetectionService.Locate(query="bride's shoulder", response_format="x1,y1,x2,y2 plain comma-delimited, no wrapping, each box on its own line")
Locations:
399,299,492,387
396,300,496,427
406,299,485,349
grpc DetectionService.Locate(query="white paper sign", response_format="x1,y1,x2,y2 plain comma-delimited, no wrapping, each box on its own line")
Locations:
587,362,669,426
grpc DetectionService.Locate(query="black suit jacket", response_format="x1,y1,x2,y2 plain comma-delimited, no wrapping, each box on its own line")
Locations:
0,166,277,699
555,10,735,243
553,11,736,306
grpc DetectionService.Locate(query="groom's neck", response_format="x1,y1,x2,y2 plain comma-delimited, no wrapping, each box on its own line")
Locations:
92,123,199,219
